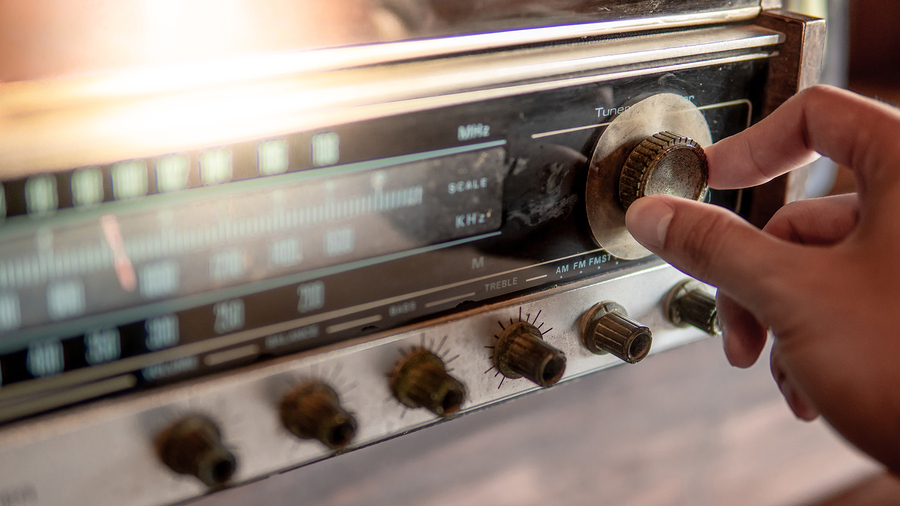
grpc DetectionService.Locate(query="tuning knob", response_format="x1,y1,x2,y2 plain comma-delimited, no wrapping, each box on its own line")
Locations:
664,280,721,335
280,381,357,450
581,302,652,364
618,131,709,210
156,415,237,487
494,321,566,387
390,348,466,418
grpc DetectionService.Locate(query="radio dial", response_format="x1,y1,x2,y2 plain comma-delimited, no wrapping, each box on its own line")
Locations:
585,93,712,260
618,131,709,210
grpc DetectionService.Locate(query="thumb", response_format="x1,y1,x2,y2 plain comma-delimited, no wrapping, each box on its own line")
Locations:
624,195,797,319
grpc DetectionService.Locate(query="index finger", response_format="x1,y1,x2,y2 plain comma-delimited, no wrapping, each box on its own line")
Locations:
705,86,900,199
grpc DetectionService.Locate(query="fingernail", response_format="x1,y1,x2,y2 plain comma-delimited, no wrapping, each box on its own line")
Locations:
625,197,675,250
721,330,738,368
779,379,819,422
721,326,749,368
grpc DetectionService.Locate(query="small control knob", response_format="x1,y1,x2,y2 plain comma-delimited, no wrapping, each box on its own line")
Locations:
494,321,566,387
280,381,357,450
581,302,652,364
664,280,721,335
156,415,237,487
390,348,466,418
618,131,709,210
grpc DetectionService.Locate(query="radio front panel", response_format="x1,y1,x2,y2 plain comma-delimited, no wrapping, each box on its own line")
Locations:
0,55,767,419
0,13,824,506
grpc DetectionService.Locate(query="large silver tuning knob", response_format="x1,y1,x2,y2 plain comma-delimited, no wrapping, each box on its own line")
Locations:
618,131,709,211
581,302,652,364
585,93,713,260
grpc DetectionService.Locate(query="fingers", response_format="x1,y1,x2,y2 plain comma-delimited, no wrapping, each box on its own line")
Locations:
705,86,900,199
625,194,802,320
762,193,860,245
716,192,858,367
771,343,820,421
717,292,767,368
714,194,860,370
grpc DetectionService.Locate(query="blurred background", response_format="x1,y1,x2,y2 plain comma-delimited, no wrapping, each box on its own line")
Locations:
830,0,900,197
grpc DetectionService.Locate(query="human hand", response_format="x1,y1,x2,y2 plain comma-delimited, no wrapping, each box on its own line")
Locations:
624,85,900,472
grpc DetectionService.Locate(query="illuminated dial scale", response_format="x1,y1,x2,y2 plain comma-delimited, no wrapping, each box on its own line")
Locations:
0,57,761,428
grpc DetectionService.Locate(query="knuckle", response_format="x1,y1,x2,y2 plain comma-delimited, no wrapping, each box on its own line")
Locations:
764,202,792,229
798,84,838,106
666,207,733,282
762,201,803,241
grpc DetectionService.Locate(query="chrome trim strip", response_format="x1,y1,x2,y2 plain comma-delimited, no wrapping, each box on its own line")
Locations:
267,7,762,76
0,7,761,102
424,292,478,309
203,345,261,367
270,52,770,151
0,375,136,423
0,26,780,176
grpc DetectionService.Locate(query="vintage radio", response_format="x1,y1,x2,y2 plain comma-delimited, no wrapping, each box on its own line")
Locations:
0,2,824,505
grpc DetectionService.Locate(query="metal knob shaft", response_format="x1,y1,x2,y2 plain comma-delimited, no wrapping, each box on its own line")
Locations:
581,302,652,364
618,130,709,210
280,381,357,450
156,415,237,487
494,321,566,387
664,280,721,335
390,348,466,418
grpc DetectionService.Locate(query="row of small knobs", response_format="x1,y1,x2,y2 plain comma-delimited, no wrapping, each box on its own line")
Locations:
156,380,357,488
156,282,718,487
156,349,464,487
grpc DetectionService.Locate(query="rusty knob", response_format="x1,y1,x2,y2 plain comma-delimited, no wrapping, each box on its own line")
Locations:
618,130,709,210
156,415,237,487
390,348,466,418
493,321,566,387
581,302,652,364
280,381,357,450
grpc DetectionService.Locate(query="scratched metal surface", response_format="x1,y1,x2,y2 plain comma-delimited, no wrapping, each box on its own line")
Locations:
192,337,882,506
